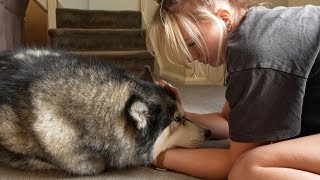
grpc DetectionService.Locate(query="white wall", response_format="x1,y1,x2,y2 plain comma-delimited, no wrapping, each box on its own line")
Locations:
59,0,89,9
288,0,320,6
268,0,288,7
57,0,320,11
89,0,140,10
58,0,140,10
36,0,47,9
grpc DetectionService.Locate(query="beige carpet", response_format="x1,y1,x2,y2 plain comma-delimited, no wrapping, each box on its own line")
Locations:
174,83,226,113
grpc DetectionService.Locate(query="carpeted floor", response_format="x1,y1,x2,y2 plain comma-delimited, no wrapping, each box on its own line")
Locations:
174,83,226,114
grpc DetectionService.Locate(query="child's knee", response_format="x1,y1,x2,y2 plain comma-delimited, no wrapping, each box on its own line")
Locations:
229,150,261,180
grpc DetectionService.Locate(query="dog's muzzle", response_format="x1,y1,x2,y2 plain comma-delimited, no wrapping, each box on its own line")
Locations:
183,115,212,140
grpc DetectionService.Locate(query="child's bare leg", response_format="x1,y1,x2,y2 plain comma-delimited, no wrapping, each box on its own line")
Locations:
229,134,320,180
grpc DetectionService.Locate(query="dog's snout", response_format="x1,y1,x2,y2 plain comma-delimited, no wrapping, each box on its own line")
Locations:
205,130,211,139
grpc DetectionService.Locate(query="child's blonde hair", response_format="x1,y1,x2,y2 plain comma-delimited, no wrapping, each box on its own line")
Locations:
147,0,261,68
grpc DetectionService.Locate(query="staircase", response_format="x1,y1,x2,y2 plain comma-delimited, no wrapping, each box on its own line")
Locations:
48,8,154,75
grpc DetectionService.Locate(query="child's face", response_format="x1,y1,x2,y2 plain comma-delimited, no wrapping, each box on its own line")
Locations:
180,21,223,67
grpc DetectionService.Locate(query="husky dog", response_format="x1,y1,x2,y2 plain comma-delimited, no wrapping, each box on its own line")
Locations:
0,49,210,175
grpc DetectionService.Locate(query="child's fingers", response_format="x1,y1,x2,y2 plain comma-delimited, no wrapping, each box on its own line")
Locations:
164,83,181,103
156,80,182,103
157,80,168,87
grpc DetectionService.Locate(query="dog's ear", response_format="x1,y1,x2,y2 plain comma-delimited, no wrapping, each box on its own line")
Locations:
126,94,162,130
127,96,150,130
139,65,154,82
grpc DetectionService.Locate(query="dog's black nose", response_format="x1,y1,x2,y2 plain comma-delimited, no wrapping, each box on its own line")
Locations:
205,130,211,139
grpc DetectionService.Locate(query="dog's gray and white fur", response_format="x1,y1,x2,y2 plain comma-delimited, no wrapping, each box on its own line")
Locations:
0,49,209,175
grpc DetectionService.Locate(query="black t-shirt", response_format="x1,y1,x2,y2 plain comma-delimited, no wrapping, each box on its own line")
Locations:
226,5,320,142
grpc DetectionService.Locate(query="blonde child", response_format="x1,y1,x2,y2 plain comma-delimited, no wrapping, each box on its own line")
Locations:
148,0,320,179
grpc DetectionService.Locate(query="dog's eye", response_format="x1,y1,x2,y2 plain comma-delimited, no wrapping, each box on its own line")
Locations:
174,115,182,123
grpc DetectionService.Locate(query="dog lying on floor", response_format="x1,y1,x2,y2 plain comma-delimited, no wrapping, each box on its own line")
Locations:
0,48,210,175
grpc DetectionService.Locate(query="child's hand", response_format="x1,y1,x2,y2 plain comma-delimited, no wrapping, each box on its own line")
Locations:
151,150,168,171
157,80,181,104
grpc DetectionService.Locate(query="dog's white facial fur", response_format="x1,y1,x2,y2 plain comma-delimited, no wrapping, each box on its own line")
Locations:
151,103,207,160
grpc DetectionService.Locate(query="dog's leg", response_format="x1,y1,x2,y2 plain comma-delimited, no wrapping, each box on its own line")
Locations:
0,145,58,171
58,155,106,175
31,106,109,175
0,144,106,175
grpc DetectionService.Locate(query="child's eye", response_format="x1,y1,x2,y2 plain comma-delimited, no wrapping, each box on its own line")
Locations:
187,42,196,48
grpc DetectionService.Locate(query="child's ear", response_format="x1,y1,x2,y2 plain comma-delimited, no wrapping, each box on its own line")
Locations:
216,9,233,29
